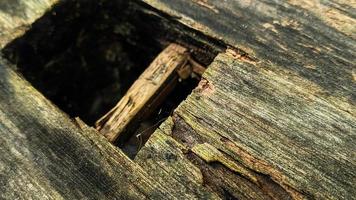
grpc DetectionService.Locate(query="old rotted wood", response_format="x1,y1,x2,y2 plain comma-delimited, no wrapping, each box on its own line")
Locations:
95,43,205,144
0,0,355,200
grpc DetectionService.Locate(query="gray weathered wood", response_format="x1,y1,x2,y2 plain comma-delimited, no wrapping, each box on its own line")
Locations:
1,0,355,199
0,0,58,48
0,58,218,199
135,0,356,199
0,1,219,199
0,59,159,199
136,52,356,199
143,0,356,104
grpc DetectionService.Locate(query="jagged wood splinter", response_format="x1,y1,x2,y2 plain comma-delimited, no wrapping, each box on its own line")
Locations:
95,43,205,142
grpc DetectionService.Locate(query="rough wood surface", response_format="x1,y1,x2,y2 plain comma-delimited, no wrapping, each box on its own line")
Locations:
0,0,58,48
0,60,160,199
137,53,355,199
0,1,217,199
0,58,219,199
143,0,356,103
0,0,355,199
136,0,356,199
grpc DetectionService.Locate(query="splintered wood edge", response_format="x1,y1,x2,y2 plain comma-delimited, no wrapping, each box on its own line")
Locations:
95,43,189,142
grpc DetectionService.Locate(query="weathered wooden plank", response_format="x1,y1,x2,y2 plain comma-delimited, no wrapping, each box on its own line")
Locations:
0,0,58,48
135,118,280,200
142,0,356,104
133,1,356,199
0,59,218,199
0,59,158,199
135,118,221,199
137,53,356,199
0,1,219,199
187,53,355,199
0,0,355,199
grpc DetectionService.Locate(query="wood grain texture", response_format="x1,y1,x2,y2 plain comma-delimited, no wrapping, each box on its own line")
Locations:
135,1,356,199
0,1,217,199
137,53,356,199
0,58,219,199
135,118,284,200
0,59,161,199
142,0,356,104
0,0,58,48
135,118,221,199
0,0,355,199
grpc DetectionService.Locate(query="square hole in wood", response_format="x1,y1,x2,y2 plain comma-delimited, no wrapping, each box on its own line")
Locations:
2,0,222,158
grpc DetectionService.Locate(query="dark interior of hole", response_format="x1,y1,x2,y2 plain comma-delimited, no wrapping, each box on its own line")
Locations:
3,0,163,125
2,0,221,156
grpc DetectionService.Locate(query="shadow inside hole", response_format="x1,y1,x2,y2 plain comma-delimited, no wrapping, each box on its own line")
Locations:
2,0,162,124
2,0,219,158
